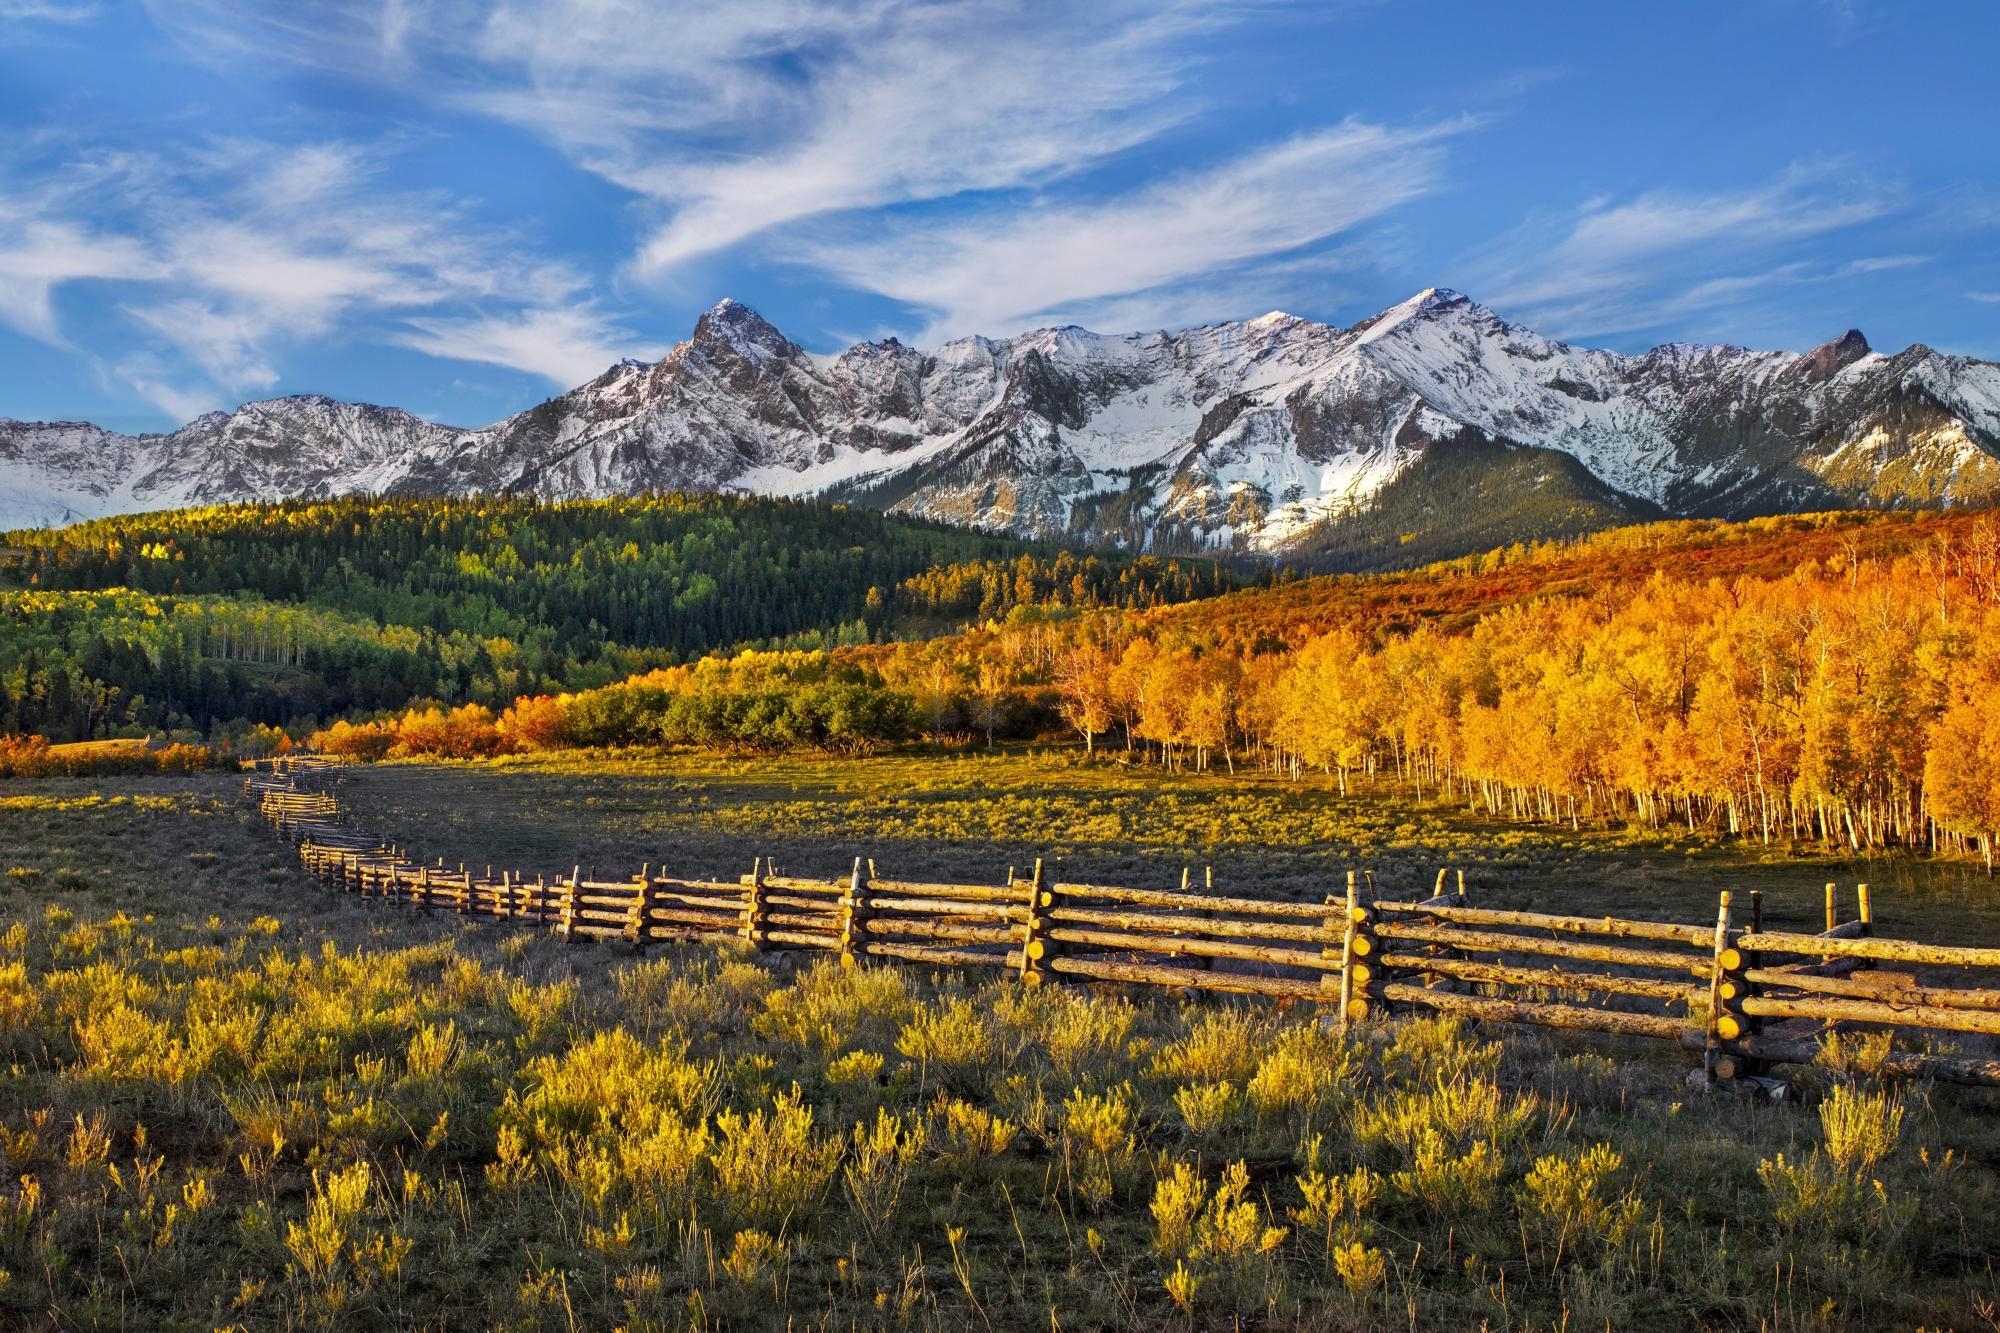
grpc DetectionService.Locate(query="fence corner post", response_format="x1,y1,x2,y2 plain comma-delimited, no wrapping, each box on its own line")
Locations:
838,857,870,967
559,866,580,942
739,857,768,950
1702,889,1738,1083
624,866,650,949
1017,858,1053,986
1337,869,1379,1036
1713,890,1764,1082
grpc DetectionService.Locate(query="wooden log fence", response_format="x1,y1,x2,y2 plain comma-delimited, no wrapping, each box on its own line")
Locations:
242,755,2000,1087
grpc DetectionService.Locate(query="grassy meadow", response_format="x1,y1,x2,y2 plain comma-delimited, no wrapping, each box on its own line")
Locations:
340,748,2000,945
1,763,1999,1328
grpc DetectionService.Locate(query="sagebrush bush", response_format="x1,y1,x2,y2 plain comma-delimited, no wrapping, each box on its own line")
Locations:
755,959,914,1056
710,1086,843,1232
1819,1083,1905,1174
1517,1142,1645,1264
1245,1022,1351,1119
895,995,996,1089
1173,1080,1241,1136
1150,1007,1269,1084
7,779,2000,1331
1290,1133,1383,1260
934,1095,1017,1165
1060,1083,1138,1213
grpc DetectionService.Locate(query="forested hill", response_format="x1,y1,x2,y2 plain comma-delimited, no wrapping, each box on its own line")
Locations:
0,493,1240,743
6,494,1239,651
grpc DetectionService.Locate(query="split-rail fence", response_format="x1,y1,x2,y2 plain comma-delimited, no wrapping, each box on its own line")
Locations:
247,756,2000,1087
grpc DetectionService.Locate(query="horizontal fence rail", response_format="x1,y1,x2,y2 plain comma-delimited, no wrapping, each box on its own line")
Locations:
245,756,2000,1087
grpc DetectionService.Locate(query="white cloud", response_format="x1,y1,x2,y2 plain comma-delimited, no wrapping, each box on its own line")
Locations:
803,119,1465,340
3,133,652,419
1469,164,1899,338
0,214,158,342
131,1,1462,351
1835,254,1927,276
1970,291,2000,304
113,352,223,423
0,1,97,18
124,299,280,389
396,307,665,386
147,0,1243,279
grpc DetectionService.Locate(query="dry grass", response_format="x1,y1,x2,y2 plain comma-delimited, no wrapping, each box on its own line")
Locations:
3,768,1999,1329
336,748,2000,943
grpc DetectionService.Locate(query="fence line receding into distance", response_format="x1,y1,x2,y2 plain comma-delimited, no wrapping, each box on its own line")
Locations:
246,755,2000,1088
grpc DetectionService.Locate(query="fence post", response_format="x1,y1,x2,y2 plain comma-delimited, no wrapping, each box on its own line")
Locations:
1337,870,1368,1036
1353,871,1381,1021
559,866,580,941
460,869,473,916
624,867,650,948
740,858,768,950
837,857,870,967
1714,890,1765,1081
1702,890,1737,1083
1018,858,1053,985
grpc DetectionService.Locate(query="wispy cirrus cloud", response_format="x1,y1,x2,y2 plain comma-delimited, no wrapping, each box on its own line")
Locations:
146,0,1237,282
144,0,1379,326
1467,164,1903,340
1971,291,2000,304
0,1,98,19
395,306,665,387
803,118,1468,341
111,351,224,422
2,133,644,419
0,212,159,344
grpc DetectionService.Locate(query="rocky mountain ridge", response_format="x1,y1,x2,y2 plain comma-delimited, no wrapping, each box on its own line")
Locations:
5,290,1998,559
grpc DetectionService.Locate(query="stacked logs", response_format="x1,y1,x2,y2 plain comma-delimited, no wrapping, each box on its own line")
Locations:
241,758,2000,1087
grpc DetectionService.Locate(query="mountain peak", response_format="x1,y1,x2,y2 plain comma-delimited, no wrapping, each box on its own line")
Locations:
1351,286,1478,343
1801,328,1872,381
1397,287,1471,315
7,293,1999,551
692,298,796,361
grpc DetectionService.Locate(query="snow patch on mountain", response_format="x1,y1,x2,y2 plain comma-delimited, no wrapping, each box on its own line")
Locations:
5,293,2000,550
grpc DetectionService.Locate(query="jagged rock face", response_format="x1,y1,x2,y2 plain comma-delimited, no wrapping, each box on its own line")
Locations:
5,291,1999,554
0,397,458,528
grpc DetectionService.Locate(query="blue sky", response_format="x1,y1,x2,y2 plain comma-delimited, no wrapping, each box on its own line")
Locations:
3,0,1996,433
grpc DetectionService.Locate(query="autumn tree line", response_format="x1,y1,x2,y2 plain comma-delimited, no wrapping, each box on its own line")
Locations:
1031,518,2000,862
12,492,2000,862
313,511,2000,864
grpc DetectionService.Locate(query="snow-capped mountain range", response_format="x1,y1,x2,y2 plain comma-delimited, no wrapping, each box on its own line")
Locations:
5,290,1998,555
